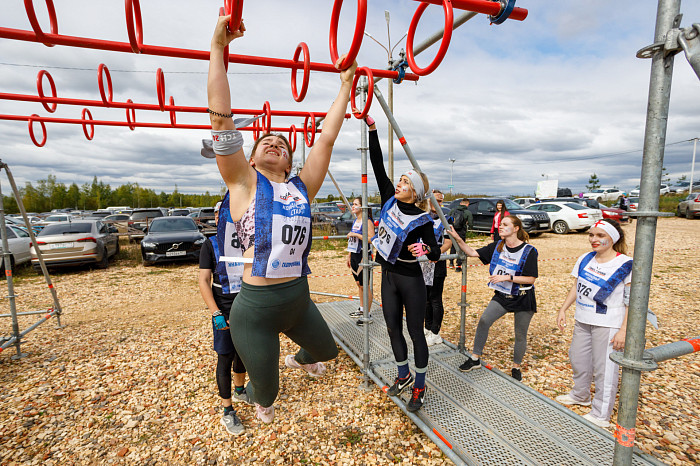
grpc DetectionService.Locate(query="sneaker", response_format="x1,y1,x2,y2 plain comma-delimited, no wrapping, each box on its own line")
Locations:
423,328,430,336
407,386,427,412
349,308,363,318
555,394,591,407
356,317,373,326
458,357,481,372
221,411,245,435
254,403,275,424
232,388,252,404
583,412,611,428
284,354,326,377
455,266,462,272
511,368,522,381
386,374,414,397
426,332,443,346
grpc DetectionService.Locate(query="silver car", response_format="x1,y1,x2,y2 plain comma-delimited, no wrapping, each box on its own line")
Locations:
0,225,33,274
30,220,119,272
677,193,700,219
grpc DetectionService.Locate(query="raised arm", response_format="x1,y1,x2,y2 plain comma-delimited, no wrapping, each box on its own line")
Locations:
446,225,480,257
299,58,357,199
207,16,253,190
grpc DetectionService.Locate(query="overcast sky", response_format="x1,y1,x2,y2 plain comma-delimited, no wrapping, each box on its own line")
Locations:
1,1,699,201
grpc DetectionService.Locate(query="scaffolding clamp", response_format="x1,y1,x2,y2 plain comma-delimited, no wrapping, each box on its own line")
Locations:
392,55,408,85
636,17,700,80
489,0,517,25
678,24,700,80
609,350,658,371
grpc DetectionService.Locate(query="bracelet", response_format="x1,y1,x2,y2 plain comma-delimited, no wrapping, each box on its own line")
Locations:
207,108,234,118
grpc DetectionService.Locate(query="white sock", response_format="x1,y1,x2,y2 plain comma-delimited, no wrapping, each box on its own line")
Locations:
359,307,363,312
471,355,479,361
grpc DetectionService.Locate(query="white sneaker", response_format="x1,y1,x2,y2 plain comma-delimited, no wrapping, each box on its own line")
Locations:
426,332,443,346
423,328,430,336
583,412,610,428
555,394,591,406
284,354,326,377
254,403,275,424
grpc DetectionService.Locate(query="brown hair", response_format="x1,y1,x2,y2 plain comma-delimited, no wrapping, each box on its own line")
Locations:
352,196,373,221
404,170,430,211
602,218,628,255
496,199,507,214
496,215,530,252
250,133,294,177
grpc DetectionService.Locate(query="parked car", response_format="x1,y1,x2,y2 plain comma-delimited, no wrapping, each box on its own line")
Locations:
3,216,43,234
630,184,669,197
168,208,191,217
103,214,131,233
129,208,165,232
310,204,343,219
669,181,700,193
30,220,119,271
330,204,382,235
88,210,112,218
0,225,33,274
582,188,623,203
457,198,550,235
628,197,639,211
549,197,627,223
191,207,216,228
527,202,602,234
140,216,206,265
513,197,537,208
676,192,700,219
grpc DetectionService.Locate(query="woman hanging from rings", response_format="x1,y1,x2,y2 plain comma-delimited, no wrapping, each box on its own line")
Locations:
346,196,375,325
447,215,538,381
366,114,441,412
206,15,357,424
555,219,632,428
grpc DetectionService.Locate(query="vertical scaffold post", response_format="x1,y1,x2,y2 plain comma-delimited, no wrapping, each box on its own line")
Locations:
613,1,681,464
359,76,372,389
0,171,26,359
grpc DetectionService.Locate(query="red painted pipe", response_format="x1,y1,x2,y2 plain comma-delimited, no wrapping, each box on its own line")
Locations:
412,0,528,21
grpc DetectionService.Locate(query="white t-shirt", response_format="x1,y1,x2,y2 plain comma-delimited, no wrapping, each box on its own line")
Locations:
571,252,632,328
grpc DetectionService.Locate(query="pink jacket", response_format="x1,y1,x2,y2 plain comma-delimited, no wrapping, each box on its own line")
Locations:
491,210,510,234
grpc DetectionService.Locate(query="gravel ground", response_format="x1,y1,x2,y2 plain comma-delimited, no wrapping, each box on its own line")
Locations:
0,218,697,465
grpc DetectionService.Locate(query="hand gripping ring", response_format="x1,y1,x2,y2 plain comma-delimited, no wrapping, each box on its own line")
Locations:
329,0,367,70
218,7,230,72
406,0,453,76
291,42,310,102
225,0,244,33
97,64,114,105
304,113,316,147
125,99,136,130
125,0,144,54
489,0,516,25
156,68,166,111
288,125,297,153
350,67,374,120
81,108,95,141
28,114,47,147
24,0,58,47
37,69,57,113
262,101,272,133
168,96,176,126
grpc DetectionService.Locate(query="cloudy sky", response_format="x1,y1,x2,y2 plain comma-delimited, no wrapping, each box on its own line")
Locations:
1,0,699,200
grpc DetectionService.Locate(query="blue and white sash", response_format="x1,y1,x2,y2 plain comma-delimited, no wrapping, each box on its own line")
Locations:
371,197,431,264
488,241,534,295
211,234,242,294
432,216,445,246
347,218,363,253
577,252,633,314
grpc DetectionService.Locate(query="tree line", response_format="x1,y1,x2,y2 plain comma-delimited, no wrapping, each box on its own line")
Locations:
2,175,224,214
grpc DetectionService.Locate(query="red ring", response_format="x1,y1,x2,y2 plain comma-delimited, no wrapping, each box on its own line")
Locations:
28,114,47,147
219,7,230,72
329,0,367,70
262,101,272,133
126,99,136,130
81,108,94,141
252,115,261,139
406,0,453,76
24,0,58,47
291,42,310,102
168,96,176,126
288,125,297,153
303,113,316,147
350,67,374,120
125,0,144,54
36,69,57,113
225,0,244,34
156,68,166,111
97,64,114,105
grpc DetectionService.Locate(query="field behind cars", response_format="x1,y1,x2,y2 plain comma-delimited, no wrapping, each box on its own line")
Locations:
0,218,698,465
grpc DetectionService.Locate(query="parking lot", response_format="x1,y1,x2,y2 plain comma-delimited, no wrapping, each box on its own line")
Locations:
0,218,697,465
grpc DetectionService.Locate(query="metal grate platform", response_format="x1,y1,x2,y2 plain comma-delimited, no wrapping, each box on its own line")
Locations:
317,300,664,466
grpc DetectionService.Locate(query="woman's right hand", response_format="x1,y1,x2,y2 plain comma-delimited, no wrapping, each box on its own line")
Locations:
212,15,245,49
556,309,567,332
336,55,358,84
346,256,351,268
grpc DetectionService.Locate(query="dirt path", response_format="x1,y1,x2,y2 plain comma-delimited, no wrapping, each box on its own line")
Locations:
0,218,698,465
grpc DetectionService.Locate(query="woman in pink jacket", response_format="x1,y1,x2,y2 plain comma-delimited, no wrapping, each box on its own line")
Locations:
490,200,509,243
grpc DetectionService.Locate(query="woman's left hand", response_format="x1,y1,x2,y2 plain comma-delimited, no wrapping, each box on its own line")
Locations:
335,55,358,84
488,274,510,284
611,329,626,351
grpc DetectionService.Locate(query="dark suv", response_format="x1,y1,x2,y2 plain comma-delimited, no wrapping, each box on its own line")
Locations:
451,198,550,235
129,208,164,232
330,204,381,235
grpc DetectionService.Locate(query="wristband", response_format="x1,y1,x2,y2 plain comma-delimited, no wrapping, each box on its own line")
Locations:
364,115,375,126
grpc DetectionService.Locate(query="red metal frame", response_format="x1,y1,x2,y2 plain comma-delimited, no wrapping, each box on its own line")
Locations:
412,0,528,21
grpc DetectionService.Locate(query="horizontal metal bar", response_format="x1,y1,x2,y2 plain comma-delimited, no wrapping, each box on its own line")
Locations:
647,337,700,363
0,310,49,318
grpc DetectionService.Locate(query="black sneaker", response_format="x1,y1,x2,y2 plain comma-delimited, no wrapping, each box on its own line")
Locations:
511,368,522,381
455,266,462,272
407,386,427,412
459,357,481,372
386,374,414,396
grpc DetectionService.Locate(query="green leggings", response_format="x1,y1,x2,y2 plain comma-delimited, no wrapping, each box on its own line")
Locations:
229,277,338,407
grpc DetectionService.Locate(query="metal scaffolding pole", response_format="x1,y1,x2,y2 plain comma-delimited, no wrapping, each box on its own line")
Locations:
612,1,681,464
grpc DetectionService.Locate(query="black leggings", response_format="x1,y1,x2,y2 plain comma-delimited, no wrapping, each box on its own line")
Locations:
381,269,429,369
424,274,445,333
216,352,246,400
